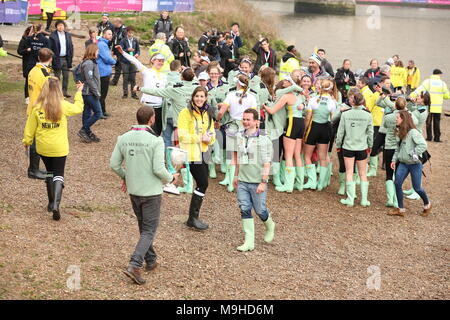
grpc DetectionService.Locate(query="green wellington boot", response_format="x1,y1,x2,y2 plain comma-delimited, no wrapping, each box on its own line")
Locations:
237,218,255,252
406,190,421,200
275,167,296,193
360,181,371,207
279,160,286,185
385,180,397,207
271,162,282,187
178,168,193,194
208,163,217,179
403,188,414,196
326,160,333,187
367,156,378,177
220,152,227,174
337,172,346,195
354,167,361,185
219,164,229,186
263,214,276,243
317,166,329,191
340,181,356,207
294,167,305,191
303,164,317,190
227,165,236,193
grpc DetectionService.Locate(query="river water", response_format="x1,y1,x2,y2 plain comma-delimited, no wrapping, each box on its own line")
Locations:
248,1,450,108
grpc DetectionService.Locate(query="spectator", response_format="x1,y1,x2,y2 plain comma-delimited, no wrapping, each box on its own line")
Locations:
110,18,127,86
41,0,56,32
17,26,34,104
219,35,240,78
153,10,173,40
364,59,381,80
334,59,356,102
97,13,114,37
85,28,99,48
169,26,191,67
279,45,301,80
96,29,117,118
317,48,334,77
252,37,277,74
26,24,51,75
194,55,210,78
149,32,174,74
230,22,243,48
305,53,330,86
119,26,140,99
406,60,421,95
49,21,74,98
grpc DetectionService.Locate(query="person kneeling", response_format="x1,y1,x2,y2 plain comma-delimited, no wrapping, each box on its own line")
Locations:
232,109,275,252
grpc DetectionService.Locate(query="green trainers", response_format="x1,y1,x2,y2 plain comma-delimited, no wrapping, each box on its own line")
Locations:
367,156,378,177
237,218,255,252
303,164,317,190
340,181,356,207
360,181,371,207
275,167,295,193
294,167,305,191
263,215,276,243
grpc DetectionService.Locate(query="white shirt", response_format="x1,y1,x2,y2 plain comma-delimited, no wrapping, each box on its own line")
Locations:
121,53,167,105
223,90,258,120
57,31,66,57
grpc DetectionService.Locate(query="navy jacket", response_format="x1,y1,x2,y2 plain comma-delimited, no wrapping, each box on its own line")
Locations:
49,31,74,70
25,33,50,73
119,37,140,64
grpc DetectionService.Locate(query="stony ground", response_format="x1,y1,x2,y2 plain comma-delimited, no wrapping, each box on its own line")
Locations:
0,28,449,300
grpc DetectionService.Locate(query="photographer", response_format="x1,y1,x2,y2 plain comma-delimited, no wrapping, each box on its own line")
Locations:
219,35,240,78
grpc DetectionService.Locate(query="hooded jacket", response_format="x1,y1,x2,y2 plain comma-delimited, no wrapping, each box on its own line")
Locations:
96,37,116,77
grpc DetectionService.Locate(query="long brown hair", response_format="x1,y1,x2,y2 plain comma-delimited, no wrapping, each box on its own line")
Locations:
189,86,214,129
237,74,250,104
319,79,337,100
260,67,276,98
34,77,63,122
395,110,416,140
83,44,98,61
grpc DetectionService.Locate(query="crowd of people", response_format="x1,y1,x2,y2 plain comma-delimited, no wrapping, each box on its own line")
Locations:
12,10,450,285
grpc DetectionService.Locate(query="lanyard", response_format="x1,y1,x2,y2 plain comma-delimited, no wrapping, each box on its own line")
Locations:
264,51,270,64
243,129,260,155
128,38,133,49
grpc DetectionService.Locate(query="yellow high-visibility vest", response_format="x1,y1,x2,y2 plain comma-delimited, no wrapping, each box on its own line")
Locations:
40,0,56,13
411,75,450,113
280,57,300,80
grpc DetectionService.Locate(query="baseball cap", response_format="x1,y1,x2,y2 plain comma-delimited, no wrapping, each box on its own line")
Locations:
151,53,165,61
200,56,211,64
198,72,209,81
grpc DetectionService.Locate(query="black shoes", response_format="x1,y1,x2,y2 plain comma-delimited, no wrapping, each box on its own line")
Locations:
89,132,100,142
28,149,47,180
124,266,146,285
186,193,209,230
131,94,139,100
122,94,128,99
78,129,91,143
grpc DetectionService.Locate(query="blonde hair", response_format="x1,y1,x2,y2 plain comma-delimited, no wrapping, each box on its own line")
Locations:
319,79,337,100
237,74,250,104
34,77,63,122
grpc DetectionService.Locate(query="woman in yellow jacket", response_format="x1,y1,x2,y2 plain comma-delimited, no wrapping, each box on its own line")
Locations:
390,60,408,91
406,60,421,95
23,77,84,221
178,86,216,230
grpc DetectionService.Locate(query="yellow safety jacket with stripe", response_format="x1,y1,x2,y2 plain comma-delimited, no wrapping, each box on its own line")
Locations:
280,56,300,80
40,0,56,13
410,75,450,113
390,66,407,88
148,39,175,74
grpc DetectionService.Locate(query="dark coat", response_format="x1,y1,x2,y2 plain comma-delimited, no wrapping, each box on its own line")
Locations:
219,43,240,78
49,31,74,70
25,33,51,74
169,37,191,67
97,21,114,36
17,36,33,77
335,67,356,98
153,16,173,39
321,58,334,77
112,25,127,55
119,37,140,64
252,41,277,74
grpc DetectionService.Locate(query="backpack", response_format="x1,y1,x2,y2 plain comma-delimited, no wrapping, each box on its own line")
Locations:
72,61,85,83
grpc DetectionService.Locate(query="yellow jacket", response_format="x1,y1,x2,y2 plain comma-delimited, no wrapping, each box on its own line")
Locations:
407,67,421,89
280,56,300,80
148,39,175,74
178,106,216,162
410,75,450,113
40,0,56,13
22,91,84,157
390,66,407,88
361,86,382,126
27,64,51,115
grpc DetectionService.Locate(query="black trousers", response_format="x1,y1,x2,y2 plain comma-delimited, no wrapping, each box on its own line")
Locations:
100,76,111,114
40,156,67,179
46,12,54,30
121,62,136,95
111,61,122,84
384,149,395,181
426,113,441,141
152,107,163,136
189,157,210,194
54,57,70,95
370,131,386,156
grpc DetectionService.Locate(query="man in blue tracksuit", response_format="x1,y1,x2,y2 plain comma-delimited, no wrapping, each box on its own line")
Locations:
96,29,116,118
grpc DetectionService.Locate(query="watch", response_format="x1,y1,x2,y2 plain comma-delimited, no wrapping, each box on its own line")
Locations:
262,178,269,184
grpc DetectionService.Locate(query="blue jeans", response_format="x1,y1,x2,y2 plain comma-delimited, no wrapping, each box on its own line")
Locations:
82,95,103,134
237,182,269,221
163,118,175,148
394,162,430,209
